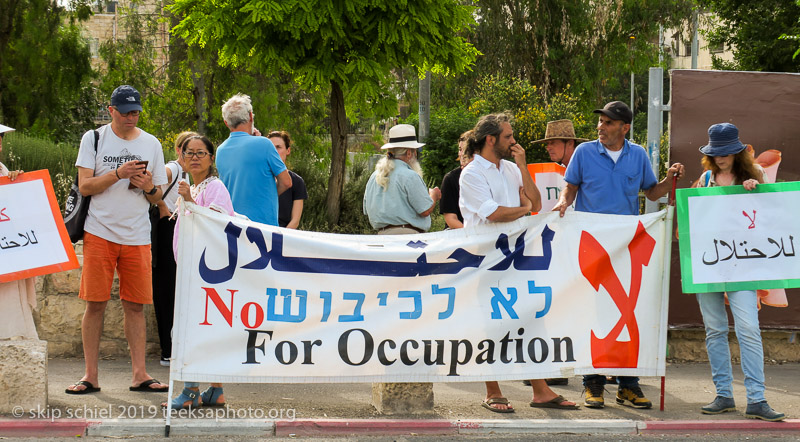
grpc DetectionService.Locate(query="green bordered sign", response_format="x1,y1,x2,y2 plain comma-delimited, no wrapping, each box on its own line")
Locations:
676,181,800,294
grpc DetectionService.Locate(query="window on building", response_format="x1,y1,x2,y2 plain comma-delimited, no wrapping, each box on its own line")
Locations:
683,41,692,57
709,42,725,53
106,1,116,13
89,38,99,58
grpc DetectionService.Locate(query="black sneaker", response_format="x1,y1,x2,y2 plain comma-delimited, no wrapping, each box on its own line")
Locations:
745,401,785,422
701,396,736,414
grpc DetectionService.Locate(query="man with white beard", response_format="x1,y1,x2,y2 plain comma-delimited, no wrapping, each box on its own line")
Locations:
364,124,441,235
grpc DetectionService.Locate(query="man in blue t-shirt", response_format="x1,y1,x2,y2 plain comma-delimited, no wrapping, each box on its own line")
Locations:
216,94,291,225
553,101,684,411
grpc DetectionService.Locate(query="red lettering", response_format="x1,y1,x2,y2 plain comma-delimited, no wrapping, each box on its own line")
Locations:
579,221,654,368
241,302,264,328
200,287,236,327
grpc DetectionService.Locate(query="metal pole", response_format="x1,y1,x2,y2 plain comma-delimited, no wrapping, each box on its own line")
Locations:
629,35,635,141
630,71,635,141
645,67,665,214
691,10,699,69
418,71,431,142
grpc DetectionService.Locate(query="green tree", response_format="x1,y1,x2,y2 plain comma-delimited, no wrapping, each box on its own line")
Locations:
404,107,476,187
699,0,800,72
779,0,800,60
0,0,95,142
169,0,479,225
446,0,692,108
99,2,332,150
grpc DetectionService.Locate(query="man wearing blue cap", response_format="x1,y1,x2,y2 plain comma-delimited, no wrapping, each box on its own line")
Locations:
66,85,168,395
553,101,684,410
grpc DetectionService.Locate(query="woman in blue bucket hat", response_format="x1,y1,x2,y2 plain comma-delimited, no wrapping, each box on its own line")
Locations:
691,122,784,421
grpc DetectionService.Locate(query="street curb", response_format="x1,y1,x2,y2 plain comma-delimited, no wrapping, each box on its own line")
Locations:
0,419,88,437
639,418,800,434
277,419,638,436
456,419,637,435
3,417,800,437
86,418,274,437
276,419,457,437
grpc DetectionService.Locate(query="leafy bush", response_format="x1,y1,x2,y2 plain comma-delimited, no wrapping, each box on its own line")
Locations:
468,76,595,164
0,132,76,206
403,107,476,187
289,137,373,234
404,76,596,188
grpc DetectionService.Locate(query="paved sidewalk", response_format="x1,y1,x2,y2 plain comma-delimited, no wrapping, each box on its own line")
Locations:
1,358,798,437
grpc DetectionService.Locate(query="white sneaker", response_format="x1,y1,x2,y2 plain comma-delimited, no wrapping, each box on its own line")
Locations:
160,357,170,367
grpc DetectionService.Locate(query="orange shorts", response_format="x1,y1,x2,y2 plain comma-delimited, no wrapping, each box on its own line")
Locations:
79,232,153,304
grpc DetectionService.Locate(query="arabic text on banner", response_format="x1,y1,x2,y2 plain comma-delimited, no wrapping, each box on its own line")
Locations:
0,170,79,282
171,204,671,383
676,182,800,294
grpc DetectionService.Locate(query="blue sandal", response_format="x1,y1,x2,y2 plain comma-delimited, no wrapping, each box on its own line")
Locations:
167,388,199,409
200,386,225,407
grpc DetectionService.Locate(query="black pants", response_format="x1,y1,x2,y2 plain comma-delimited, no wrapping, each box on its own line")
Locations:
151,215,177,360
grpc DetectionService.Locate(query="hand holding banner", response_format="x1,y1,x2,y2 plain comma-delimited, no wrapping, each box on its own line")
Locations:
171,204,672,384
676,182,800,293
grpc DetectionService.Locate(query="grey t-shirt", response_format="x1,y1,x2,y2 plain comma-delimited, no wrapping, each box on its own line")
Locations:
75,124,166,245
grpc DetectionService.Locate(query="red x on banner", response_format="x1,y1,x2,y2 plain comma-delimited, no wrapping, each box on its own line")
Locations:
578,221,655,368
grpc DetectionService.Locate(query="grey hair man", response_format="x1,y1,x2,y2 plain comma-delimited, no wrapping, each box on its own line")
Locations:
364,124,441,234
553,100,684,410
216,93,291,225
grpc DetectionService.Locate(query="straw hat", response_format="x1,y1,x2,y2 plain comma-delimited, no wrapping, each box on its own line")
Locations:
532,120,589,144
381,124,425,150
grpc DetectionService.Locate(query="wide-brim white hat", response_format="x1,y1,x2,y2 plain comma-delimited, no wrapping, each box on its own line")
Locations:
0,124,15,134
381,124,425,150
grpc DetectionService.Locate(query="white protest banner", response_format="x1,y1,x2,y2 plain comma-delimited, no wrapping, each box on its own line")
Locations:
676,181,800,293
527,162,566,214
0,170,79,282
171,204,671,383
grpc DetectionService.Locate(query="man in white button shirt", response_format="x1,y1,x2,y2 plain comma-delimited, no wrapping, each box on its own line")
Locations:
459,113,577,413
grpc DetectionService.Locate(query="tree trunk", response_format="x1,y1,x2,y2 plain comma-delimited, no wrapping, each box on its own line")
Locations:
189,57,207,134
326,79,347,225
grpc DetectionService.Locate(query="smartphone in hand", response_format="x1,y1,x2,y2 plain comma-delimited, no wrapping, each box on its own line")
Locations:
128,160,150,189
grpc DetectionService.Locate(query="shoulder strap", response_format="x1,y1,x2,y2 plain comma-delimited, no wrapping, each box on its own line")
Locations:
704,170,710,187
93,130,99,152
160,161,180,201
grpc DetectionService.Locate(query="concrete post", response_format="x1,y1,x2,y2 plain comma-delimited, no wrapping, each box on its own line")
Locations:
418,71,431,142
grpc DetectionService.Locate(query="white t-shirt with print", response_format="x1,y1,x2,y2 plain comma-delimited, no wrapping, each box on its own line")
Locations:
75,124,166,245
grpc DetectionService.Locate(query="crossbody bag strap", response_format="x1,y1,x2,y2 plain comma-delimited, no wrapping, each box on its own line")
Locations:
160,161,180,200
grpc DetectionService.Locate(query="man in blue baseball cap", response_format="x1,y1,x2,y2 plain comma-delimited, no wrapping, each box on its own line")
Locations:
110,85,143,114
66,84,168,395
